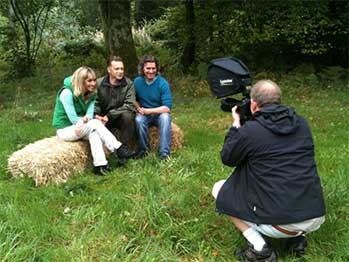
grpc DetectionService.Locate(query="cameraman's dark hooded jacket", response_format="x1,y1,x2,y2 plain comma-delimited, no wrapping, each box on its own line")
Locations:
216,105,325,225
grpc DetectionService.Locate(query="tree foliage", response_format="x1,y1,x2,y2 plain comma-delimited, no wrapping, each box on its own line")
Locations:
147,0,349,74
134,0,175,28
8,0,53,76
0,0,348,79
72,0,101,30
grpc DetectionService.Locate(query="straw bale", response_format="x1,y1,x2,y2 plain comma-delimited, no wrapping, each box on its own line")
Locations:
148,123,183,150
7,136,91,186
7,123,183,186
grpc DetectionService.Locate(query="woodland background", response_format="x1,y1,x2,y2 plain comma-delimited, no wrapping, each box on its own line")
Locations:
0,0,348,81
0,1,348,261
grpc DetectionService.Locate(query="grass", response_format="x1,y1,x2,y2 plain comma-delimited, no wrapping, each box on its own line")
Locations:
0,76,348,261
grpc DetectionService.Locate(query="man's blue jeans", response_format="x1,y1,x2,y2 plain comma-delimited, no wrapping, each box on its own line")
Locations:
135,113,171,157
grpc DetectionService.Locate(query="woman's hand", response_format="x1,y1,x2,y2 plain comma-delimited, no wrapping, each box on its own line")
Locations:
82,116,90,123
74,116,89,136
75,126,83,136
95,114,108,125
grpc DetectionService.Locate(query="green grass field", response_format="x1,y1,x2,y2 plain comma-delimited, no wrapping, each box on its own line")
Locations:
0,78,348,261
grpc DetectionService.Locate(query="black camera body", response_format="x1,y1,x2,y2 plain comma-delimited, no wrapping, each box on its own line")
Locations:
220,97,252,124
207,57,252,125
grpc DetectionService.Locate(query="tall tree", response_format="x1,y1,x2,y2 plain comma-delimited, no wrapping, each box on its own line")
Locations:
134,0,175,28
98,0,137,76
134,0,159,27
181,0,195,72
73,0,102,30
8,0,53,76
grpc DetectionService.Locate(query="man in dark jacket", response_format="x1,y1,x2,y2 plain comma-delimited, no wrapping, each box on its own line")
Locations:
94,56,136,151
212,80,325,261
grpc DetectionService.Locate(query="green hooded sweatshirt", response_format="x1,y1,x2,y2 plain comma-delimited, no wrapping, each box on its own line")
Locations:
52,76,96,129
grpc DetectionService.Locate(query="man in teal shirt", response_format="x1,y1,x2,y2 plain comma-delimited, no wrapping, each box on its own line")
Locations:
134,55,172,160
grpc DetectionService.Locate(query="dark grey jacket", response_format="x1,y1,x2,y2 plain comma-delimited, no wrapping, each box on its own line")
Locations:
94,76,136,121
216,105,326,225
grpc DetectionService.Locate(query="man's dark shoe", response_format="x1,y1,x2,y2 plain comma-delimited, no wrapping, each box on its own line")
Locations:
116,157,127,167
159,154,170,161
133,150,147,159
94,165,111,176
286,235,307,257
115,144,135,159
235,243,277,262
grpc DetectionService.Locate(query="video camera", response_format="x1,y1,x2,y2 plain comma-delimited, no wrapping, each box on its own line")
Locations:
207,57,252,125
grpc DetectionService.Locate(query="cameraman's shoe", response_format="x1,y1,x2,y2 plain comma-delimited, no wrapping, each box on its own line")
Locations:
115,144,135,159
235,243,277,262
285,235,307,257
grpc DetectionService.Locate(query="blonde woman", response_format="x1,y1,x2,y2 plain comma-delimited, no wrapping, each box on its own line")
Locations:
52,66,134,176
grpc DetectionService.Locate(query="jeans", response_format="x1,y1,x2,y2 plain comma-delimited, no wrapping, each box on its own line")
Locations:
56,119,122,167
135,113,171,157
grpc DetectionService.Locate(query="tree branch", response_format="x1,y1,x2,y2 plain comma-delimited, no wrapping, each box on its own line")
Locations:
32,3,52,61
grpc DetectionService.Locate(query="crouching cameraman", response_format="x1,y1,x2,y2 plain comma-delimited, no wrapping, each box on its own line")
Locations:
212,80,325,261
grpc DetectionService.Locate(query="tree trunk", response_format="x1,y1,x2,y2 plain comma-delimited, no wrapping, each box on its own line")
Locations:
98,0,138,76
181,0,195,73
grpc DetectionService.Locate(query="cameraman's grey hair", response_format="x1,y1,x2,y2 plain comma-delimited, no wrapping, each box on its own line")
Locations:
251,80,281,108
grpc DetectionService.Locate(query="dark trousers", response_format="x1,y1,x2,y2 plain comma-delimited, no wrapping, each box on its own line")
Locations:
106,111,135,148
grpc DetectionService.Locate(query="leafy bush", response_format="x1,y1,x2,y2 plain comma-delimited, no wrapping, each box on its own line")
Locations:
133,24,183,83
0,58,9,79
196,63,209,81
253,71,279,82
291,63,316,75
133,26,153,53
171,76,211,98
317,66,349,88
141,7,186,71
57,38,105,58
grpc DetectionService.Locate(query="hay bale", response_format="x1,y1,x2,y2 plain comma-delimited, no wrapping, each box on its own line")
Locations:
113,123,184,151
148,123,183,150
7,123,183,186
8,137,91,186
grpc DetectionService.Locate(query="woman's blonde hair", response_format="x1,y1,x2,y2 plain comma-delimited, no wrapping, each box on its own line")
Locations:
71,66,96,97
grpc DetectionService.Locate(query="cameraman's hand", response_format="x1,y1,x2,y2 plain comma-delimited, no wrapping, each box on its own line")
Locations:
232,106,241,128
